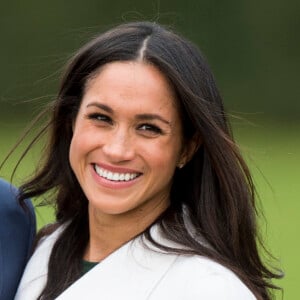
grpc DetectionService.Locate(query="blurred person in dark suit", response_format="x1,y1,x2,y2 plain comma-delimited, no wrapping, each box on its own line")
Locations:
0,178,35,300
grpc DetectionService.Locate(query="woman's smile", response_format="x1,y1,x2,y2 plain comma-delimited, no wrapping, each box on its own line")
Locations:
94,164,141,182
91,163,143,189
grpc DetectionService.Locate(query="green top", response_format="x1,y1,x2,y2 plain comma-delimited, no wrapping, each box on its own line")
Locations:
82,260,99,275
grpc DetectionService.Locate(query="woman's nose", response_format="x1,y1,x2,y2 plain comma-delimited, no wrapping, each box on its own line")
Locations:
101,128,135,162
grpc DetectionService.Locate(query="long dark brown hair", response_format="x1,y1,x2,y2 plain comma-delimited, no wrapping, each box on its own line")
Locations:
7,22,282,299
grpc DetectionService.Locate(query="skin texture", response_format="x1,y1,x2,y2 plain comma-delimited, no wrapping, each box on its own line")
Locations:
69,61,187,261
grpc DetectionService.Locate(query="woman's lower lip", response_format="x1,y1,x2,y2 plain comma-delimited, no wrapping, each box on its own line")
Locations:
91,165,141,189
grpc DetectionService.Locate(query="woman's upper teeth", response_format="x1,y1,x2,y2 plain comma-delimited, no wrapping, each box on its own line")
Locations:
95,165,139,181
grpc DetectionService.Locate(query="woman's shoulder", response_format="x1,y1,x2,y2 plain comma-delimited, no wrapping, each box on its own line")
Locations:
155,254,256,299
146,225,256,299
14,224,66,299
23,224,64,265
174,254,240,276
32,223,66,254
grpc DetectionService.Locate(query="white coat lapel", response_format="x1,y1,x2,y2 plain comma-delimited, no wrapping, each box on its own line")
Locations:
56,228,179,300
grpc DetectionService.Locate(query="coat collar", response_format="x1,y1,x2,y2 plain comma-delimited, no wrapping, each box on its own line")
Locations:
57,225,180,299
15,225,182,300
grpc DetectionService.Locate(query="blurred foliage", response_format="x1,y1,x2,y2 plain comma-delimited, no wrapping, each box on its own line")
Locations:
0,0,299,119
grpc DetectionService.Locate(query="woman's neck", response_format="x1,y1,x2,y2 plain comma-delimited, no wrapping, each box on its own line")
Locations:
84,201,168,262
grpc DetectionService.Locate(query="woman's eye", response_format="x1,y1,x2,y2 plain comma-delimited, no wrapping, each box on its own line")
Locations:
88,113,112,124
138,124,162,135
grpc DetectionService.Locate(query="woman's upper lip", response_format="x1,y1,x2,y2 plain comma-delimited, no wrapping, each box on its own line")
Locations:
92,162,142,174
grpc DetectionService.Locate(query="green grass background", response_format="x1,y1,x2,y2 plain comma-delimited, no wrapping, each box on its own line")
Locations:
1,117,298,299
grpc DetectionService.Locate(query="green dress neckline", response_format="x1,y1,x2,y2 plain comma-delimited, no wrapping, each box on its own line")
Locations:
82,260,99,275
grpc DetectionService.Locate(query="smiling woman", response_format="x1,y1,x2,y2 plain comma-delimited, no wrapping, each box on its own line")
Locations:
11,22,281,300
69,62,186,263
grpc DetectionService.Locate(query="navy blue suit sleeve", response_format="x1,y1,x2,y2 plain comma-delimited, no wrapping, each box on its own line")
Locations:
0,179,36,300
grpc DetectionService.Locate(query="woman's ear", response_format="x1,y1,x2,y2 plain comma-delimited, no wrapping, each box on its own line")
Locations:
177,134,202,168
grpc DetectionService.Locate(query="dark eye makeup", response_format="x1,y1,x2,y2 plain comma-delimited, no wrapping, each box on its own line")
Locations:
138,124,163,134
87,113,112,124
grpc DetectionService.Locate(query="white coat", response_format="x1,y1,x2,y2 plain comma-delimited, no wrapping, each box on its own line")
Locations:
15,225,256,300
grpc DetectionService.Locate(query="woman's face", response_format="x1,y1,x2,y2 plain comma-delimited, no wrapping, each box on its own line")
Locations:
69,61,186,224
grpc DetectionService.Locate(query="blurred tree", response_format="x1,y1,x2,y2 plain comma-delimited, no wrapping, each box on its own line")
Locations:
0,0,299,120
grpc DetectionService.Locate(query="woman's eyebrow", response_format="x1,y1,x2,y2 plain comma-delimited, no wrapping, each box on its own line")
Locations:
135,114,171,126
86,102,171,126
86,102,113,114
